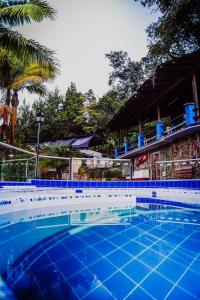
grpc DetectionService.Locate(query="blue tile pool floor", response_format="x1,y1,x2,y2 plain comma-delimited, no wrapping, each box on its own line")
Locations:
2,209,200,300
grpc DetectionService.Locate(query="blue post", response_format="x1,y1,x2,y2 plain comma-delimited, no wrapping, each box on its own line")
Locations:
138,133,144,147
156,121,165,139
124,141,130,154
184,103,197,126
115,147,119,158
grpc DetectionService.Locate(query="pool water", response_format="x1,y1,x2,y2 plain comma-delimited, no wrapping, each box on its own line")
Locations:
1,205,200,300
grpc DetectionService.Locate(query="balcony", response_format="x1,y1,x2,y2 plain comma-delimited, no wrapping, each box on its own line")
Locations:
118,118,200,159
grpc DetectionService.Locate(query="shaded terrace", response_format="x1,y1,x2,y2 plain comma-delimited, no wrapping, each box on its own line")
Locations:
106,51,200,158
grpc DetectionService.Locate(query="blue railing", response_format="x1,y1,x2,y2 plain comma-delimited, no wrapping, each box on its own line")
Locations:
118,118,199,157
117,115,186,157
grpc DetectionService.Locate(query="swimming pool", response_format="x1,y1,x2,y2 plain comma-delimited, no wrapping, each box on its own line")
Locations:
1,201,200,300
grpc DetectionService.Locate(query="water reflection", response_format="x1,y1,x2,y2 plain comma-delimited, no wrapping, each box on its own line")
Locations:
1,205,200,300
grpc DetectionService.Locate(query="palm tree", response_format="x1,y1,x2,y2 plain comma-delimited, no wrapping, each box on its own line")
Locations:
0,0,59,145
0,0,57,65
40,145,82,179
3,61,57,102
0,50,58,143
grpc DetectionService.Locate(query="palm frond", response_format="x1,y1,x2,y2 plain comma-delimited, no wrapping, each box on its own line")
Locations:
11,75,43,89
0,0,56,27
11,61,57,89
0,25,59,67
23,62,58,79
25,83,47,95
0,49,19,88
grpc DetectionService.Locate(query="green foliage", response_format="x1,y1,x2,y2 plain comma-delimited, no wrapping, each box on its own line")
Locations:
85,89,96,105
1,161,26,181
105,0,200,104
39,145,84,179
77,161,88,179
16,85,90,143
16,85,124,146
0,0,56,26
0,51,58,106
97,89,123,128
106,51,145,99
16,99,36,144
33,88,65,141
63,82,86,135
82,101,99,133
39,145,69,179
105,50,162,101
42,145,81,158
135,0,200,58
103,167,122,180
0,152,35,181
0,0,57,65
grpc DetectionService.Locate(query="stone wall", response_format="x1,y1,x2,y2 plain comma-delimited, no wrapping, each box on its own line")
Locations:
134,133,200,179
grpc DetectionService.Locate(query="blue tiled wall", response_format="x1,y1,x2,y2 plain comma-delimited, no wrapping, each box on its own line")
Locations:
137,197,200,210
30,179,200,189
0,179,200,189
0,181,32,187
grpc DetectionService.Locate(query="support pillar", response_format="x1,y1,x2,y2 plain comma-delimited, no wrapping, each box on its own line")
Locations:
157,102,161,121
184,103,198,126
192,73,199,120
118,130,120,147
124,141,130,154
138,118,144,147
69,156,73,180
124,128,130,153
156,102,165,139
138,133,144,147
156,121,165,139
115,147,119,158
139,118,142,133
156,102,165,140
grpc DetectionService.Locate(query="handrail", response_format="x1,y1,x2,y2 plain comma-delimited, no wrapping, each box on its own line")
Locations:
165,114,184,126
121,120,192,156
155,158,200,164
0,141,35,156
165,121,185,133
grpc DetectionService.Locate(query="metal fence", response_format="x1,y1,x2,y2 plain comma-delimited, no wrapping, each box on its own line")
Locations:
156,158,200,179
0,142,132,181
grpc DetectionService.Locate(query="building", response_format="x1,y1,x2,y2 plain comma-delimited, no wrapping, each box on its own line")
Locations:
106,51,200,180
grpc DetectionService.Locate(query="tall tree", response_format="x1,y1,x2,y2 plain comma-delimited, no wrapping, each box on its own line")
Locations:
85,89,96,104
16,99,36,145
16,89,64,145
40,145,72,179
62,82,86,136
97,90,123,129
0,52,57,105
32,88,65,142
83,89,98,133
0,50,58,144
105,50,144,99
17,85,89,144
135,0,200,58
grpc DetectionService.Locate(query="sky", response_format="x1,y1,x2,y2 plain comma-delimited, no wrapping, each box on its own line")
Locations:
18,0,157,101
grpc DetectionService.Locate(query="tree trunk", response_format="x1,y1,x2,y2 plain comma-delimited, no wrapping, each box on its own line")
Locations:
6,88,11,106
57,167,62,180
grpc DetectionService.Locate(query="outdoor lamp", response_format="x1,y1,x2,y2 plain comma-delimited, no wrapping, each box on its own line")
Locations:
35,112,44,179
58,103,63,110
36,112,44,123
